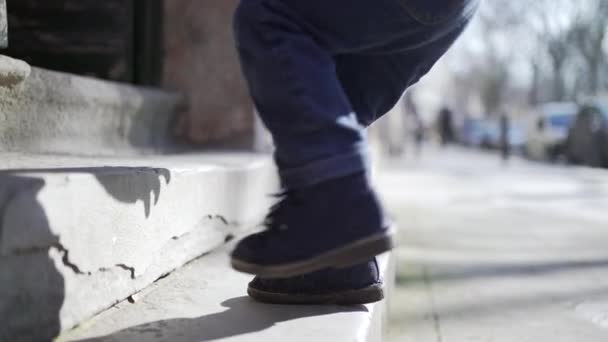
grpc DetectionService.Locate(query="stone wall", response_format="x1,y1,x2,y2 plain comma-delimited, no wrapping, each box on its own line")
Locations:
0,0,7,48
163,0,255,146
2,1,257,148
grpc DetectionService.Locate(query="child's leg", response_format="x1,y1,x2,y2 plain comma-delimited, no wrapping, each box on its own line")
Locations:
231,0,477,277
336,26,469,128
234,0,475,188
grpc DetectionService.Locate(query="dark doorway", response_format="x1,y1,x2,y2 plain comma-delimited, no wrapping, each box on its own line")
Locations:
3,0,162,85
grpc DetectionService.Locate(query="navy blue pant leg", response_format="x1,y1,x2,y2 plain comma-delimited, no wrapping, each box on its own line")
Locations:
234,0,477,189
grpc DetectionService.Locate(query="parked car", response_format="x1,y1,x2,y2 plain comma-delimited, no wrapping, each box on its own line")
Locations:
565,99,608,167
460,119,486,146
460,118,526,152
525,102,578,161
507,121,527,153
479,120,500,149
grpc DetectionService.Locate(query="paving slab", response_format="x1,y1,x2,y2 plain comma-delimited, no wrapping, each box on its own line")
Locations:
380,147,608,342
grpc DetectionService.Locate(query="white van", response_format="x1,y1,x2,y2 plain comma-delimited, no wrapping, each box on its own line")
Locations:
525,102,578,161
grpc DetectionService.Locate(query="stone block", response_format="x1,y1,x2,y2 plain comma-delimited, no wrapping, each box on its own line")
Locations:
0,61,182,155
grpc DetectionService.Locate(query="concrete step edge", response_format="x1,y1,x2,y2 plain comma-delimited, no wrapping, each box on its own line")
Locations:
60,248,395,342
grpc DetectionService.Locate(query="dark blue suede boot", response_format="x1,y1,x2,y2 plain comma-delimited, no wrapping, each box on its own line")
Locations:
248,258,383,305
231,172,393,278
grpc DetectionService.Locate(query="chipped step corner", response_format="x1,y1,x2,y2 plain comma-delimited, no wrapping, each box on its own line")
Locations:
0,55,31,88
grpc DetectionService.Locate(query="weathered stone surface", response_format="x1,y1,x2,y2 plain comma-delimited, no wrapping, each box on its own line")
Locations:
0,153,277,341
163,0,255,146
0,59,183,155
0,0,6,48
0,54,30,87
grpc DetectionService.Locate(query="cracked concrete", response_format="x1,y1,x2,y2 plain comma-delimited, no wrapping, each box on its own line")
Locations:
54,243,90,276
46,243,137,279
114,264,137,280
0,153,277,340
7,242,141,280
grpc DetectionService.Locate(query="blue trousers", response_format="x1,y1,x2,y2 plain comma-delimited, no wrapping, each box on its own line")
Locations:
235,0,478,188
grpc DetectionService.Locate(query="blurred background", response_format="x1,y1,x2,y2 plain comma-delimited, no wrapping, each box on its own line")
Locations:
2,0,608,341
377,2,608,340
385,0,608,168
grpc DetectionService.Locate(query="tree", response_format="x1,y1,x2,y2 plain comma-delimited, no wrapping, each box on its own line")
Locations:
425,0,608,120
527,0,581,101
569,0,608,95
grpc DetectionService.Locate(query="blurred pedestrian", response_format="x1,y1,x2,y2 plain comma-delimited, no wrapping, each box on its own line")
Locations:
500,113,510,162
438,107,455,146
414,116,425,157
405,91,424,157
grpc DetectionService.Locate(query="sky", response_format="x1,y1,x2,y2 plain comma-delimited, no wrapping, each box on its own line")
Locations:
409,0,606,122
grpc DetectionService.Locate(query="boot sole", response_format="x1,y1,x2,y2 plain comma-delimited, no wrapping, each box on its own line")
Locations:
231,231,394,278
247,283,384,305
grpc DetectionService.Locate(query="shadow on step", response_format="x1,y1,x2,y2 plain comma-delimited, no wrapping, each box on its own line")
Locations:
75,296,368,342
0,166,171,340
0,175,64,341
1,167,171,218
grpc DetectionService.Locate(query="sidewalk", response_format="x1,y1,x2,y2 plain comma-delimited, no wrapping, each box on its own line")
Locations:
379,147,608,341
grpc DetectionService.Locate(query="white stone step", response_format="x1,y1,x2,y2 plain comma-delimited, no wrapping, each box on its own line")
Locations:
0,153,277,341
0,55,183,156
60,248,394,342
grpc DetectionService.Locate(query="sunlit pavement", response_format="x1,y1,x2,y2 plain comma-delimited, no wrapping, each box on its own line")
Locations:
378,146,608,342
